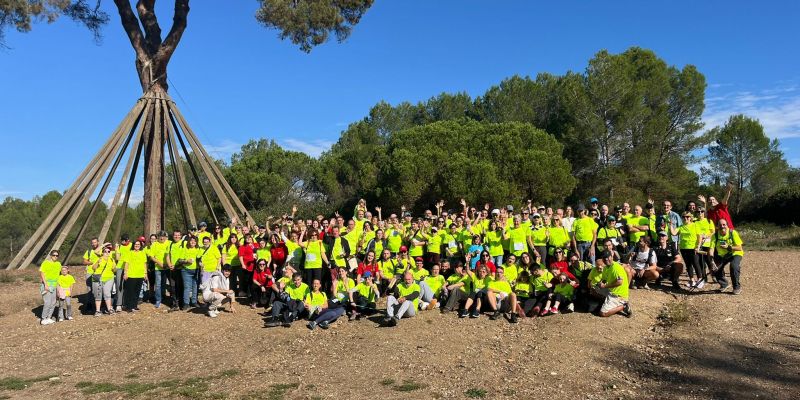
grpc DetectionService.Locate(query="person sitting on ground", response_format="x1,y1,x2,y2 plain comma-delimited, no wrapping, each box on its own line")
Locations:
250,258,274,309
55,265,75,322
629,236,659,289
547,248,576,281
266,273,309,327
593,251,632,318
442,262,472,317
420,264,446,311
652,230,684,288
384,271,420,327
528,266,554,317
463,262,492,318
349,271,380,320
202,264,235,318
484,266,519,323
513,269,536,318
332,267,355,307
708,219,744,295
305,279,332,330
545,273,576,315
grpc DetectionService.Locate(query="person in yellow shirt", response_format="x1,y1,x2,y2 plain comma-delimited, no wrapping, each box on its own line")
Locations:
384,271,420,327
267,274,309,327
122,239,149,312
38,249,62,325
708,219,744,295
307,278,347,330
529,265,554,317
593,250,632,318
485,266,519,323
178,236,202,309
442,261,472,316
55,265,75,322
148,231,171,308
419,263,446,311
349,271,380,320
544,272,576,315
463,262,492,318
113,235,132,312
87,245,117,316
82,237,102,313
571,205,598,265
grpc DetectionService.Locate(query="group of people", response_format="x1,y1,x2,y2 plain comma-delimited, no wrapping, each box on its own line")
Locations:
38,184,744,329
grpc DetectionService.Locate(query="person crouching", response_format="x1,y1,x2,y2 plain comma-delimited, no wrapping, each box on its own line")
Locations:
202,264,235,318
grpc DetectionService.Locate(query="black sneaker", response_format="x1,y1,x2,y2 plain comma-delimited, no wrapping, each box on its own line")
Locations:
469,310,479,319
489,310,500,320
265,319,281,328
510,313,519,324
282,320,292,327
623,303,632,318
389,317,399,327
458,309,468,318
383,316,392,326
319,321,330,329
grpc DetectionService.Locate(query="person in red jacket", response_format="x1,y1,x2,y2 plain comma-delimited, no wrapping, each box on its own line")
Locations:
700,182,734,229
250,259,274,309
269,233,288,275
238,235,257,298
547,248,576,281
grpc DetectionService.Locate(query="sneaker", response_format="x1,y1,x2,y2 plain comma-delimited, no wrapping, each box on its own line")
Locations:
623,302,632,318
307,321,317,330
154,303,161,309
642,283,650,290
115,306,122,312
282,320,292,328
419,301,429,311
181,305,190,311
250,304,256,310
458,309,468,318
383,316,393,325
265,319,281,328
57,318,64,322
718,285,729,293
94,311,102,317
208,311,218,318
550,307,559,314
566,303,575,313
107,309,115,315
390,317,399,327
531,306,540,317
348,313,357,321
40,318,54,325
695,279,706,289
66,316,74,321
469,310,480,319
428,299,438,310
733,288,742,295
319,321,330,329
540,308,550,316
510,313,519,324
687,281,697,290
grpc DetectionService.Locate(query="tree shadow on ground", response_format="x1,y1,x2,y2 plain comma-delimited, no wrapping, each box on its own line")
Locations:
602,336,800,400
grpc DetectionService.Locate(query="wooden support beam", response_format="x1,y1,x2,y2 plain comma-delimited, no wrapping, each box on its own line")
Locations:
169,112,218,225
113,101,154,243
163,99,195,230
169,101,254,226
6,100,146,269
99,104,148,244
60,109,140,262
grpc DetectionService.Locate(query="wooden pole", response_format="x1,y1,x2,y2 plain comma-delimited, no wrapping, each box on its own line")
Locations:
6,100,146,269
113,101,154,243
98,105,147,244
170,102,255,227
169,112,218,225
60,108,141,263
163,99,195,230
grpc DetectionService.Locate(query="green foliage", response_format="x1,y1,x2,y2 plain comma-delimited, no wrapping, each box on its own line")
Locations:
465,388,487,398
255,0,374,52
391,380,426,392
738,185,800,226
0,0,108,46
378,120,576,211
703,115,790,214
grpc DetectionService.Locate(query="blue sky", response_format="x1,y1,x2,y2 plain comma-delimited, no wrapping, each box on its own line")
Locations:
1,0,799,200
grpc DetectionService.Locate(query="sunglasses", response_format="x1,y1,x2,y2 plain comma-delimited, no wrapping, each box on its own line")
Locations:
51,253,60,257
258,263,267,266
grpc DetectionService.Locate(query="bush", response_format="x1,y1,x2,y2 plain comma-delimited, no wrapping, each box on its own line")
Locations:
739,185,800,225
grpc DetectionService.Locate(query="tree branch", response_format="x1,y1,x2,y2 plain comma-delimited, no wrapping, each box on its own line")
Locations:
113,0,149,61
155,0,189,63
136,0,162,53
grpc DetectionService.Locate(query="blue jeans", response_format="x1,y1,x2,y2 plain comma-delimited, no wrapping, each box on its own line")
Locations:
154,269,169,305
492,255,503,267
181,269,198,306
576,242,595,266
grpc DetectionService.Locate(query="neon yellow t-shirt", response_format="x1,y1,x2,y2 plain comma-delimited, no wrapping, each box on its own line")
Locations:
573,217,598,243
487,279,512,295
88,258,116,282
484,230,504,257
426,232,442,255
149,241,170,270
411,267,429,281
200,246,222,273
304,291,327,308
503,264,520,285
678,222,700,250
223,243,240,267
514,281,531,297
712,230,744,257
286,282,309,301
423,275,446,296
57,274,76,296
124,251,148,279
397,282,421,309
472,275,493,291
554,282,574,299
447,273,472,293
531,271,554,292
39,259,62,284
529,226,548,246
508,227,529,256
355,282,377,302
602,262,629,299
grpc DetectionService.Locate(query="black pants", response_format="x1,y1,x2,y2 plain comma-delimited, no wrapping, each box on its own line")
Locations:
168,268,182,308
304,268,323,287
123,278,144,310
680,249,701,279
250,284,274,306
271,299,305,320
229,265,243,294
714,255,742,290
442,289,467,312
351,292,377,315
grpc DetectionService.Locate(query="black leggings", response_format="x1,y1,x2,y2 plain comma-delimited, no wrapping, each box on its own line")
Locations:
680,249,701,279
123,278,144,310
304,268,323,286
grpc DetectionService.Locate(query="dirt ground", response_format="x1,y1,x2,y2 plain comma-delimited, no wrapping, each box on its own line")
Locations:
0,250,798,400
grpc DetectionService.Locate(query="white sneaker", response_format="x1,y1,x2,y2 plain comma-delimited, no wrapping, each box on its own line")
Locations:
207,311,218,318
696,279,706,289
567,303,575,312
115,306,122,312
40,318,54,326
419,301,429,310
57,318,64,322
66,317,74,321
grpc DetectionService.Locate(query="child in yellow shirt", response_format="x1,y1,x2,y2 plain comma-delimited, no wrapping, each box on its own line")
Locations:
56,266,76,321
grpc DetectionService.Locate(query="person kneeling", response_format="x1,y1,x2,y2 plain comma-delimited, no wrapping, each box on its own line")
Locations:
267,274,309,327
384,271,420,327
202,265,235,318
349,271,380,320
485,266,519,323
593,251,632,318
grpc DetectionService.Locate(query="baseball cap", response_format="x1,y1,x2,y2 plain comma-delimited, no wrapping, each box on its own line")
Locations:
607,215,616,222
600,250,611,259
362,271,372,278
415,257,424,262
400,245,408,252
491,208,500,215
532,213,541,218
658,231,668,237
137,236,146,242
506,205,514,211
576,204,586,212
590,197,599,203
198,221,208,228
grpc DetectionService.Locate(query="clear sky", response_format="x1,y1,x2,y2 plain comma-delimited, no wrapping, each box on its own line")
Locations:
1,0,798,200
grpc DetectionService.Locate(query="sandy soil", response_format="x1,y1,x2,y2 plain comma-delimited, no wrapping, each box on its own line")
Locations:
0,250,797,400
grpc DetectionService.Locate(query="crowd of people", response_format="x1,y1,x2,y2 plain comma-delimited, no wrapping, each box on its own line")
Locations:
38,184,744,329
